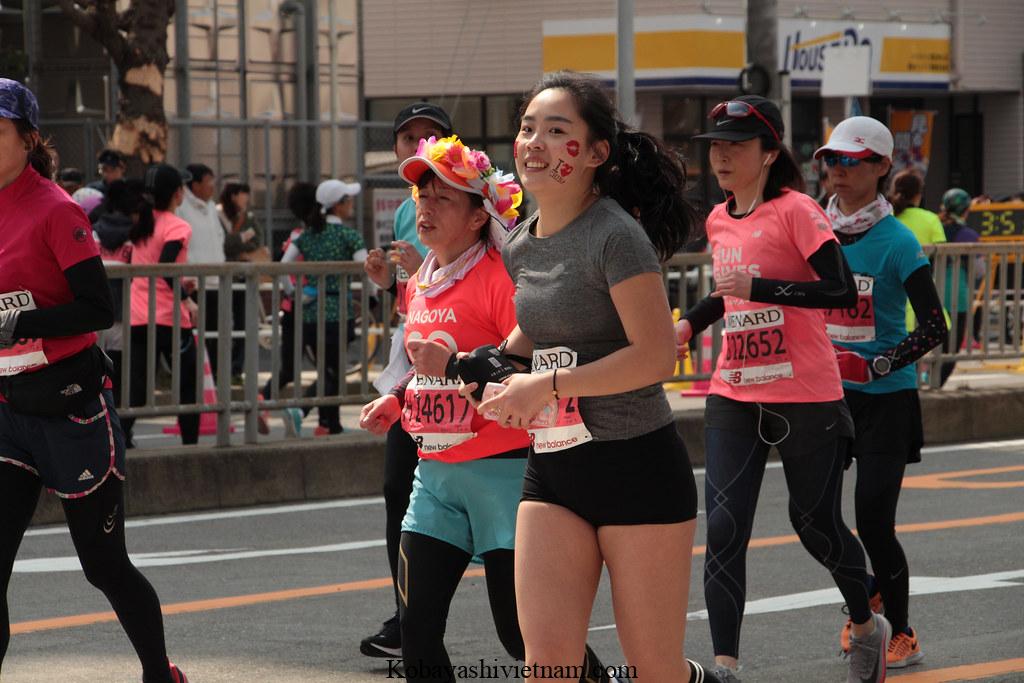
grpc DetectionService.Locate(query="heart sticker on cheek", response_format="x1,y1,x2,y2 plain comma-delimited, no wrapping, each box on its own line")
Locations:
559,162,574,177
566,140,580,157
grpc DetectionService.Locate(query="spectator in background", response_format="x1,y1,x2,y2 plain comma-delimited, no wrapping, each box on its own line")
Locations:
278,179,366,438
178,163,230,376
87,148,126,194
71,187,105,218
217,182,264,261
123,164,200,446
89,180,142,446
890,169,945,247
938,188,983,386
57,167,83,195
217,182,264,378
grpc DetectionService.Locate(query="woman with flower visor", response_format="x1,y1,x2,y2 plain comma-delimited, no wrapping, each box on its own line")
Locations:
820,116,945,671
359,136,615,682
677,97,891,683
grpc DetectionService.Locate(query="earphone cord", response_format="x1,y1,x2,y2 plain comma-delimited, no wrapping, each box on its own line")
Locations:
756,402,791,447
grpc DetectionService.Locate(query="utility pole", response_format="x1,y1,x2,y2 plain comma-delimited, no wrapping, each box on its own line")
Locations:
616,0,636,126
746,0,779,101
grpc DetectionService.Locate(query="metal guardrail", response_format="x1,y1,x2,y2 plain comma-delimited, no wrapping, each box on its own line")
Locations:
105,244,1024,445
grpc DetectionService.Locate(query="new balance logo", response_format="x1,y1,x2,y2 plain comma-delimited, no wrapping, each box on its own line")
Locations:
78,469,94,482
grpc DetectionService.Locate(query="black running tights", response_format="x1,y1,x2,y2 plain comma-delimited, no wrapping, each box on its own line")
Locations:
854,451,910,634
703,427,871,659
385,422,420,613
0,469,172,682
398,532,523,682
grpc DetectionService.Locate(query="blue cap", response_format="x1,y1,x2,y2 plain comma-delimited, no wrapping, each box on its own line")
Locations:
0,78,39,130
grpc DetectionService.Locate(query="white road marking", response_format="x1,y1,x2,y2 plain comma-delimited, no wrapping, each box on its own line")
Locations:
21,439,1023,538
14,539,388,573
588,569,1024,631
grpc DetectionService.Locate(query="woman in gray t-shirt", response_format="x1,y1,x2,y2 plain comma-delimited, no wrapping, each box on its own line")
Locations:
475,72,719,683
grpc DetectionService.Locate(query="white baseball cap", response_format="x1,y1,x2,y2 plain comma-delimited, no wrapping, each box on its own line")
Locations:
814,116,894,160
316,179,361,211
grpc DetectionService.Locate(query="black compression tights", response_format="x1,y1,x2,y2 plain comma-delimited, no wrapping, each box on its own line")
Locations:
854,452,910,634
0,469,172,683
398,532,523,682
703,428,871,659
385,423,420,613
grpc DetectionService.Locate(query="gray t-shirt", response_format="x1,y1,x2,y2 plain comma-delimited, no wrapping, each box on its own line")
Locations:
502,197,674,441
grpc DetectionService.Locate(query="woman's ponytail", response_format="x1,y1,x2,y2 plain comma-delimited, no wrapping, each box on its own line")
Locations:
15,120,55,180
520,71,699,260
602,127,698,260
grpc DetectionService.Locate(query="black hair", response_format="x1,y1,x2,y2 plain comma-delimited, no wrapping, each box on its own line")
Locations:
519,71,698,260
15,119,55,180
186,163,214,189
103,179,156,245
758,135,806,200
150,176,182,211
219,182,251,223
888,169,924,215
286,181,324,233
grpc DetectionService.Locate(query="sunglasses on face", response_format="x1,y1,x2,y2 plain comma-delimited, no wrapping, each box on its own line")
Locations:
708,101,781,142
822,153,884,168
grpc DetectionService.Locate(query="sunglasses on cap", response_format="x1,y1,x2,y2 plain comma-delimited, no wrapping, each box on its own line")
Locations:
708,100,781,142
822,152,884,168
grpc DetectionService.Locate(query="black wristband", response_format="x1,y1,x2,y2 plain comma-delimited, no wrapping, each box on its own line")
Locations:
444,353,459,380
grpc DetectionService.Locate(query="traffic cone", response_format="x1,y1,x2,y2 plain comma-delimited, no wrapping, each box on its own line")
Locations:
664,308,692,391
680,331,714,397
163,336,235,436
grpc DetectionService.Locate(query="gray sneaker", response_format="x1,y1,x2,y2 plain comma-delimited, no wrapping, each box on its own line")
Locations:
847,613,892,683
709,663,742,683
282,407,303,438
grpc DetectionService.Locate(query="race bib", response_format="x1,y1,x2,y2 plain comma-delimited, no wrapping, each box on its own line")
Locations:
825,275,876,343
529,346,594,453
719,306,794,386
0,290,47,376
401,373,475,454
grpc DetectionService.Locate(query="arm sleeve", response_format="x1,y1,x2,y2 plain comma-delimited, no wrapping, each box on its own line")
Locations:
873,264,947,374
748,241,858,308
15,256,114,337
158,240,186,296
387,367,416,407
682,295,725,335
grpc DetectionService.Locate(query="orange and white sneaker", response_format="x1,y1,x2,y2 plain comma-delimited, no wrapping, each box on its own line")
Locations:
840,591,885,655
887,627,924,669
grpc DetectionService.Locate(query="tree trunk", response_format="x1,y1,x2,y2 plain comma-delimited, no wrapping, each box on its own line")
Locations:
58,1,175,164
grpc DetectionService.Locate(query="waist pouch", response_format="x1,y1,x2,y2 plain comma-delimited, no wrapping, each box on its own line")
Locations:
0,345,112,417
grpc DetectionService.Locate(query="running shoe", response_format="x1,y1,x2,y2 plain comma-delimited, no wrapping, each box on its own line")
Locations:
847,613,891,683
360,613,401,658
313,425,344,437
886,627,924,669
168,663,188,683
686,659,725,682
282,407,303,438
840,589,884,654
709,663,742,682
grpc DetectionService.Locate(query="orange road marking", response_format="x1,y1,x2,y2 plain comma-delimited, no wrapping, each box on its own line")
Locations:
902,464,1024,490
13,511,1024,635
889,657,1024,681
10,570,485,635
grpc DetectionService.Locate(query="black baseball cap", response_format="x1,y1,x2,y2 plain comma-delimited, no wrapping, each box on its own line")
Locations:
692,96,784,143
144,163,191,195
58,167,84,184
97,148,127,167
393,103,453,135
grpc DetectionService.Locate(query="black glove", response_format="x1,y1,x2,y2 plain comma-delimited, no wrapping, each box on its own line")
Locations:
448,344,526,401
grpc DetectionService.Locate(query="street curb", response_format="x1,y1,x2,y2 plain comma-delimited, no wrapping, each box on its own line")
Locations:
30,388,1024,525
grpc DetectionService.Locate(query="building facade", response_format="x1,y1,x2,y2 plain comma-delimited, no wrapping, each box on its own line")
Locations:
363,0,1024,212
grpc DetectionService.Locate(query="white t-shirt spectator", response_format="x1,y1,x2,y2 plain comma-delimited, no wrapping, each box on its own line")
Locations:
177,186,225,286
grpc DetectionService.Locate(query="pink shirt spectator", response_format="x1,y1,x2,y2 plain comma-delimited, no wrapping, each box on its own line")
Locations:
130,210,192,327
707,189,843,403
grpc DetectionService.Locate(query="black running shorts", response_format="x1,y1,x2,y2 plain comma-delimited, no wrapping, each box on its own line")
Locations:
843,388,923,464
521,421,698,526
